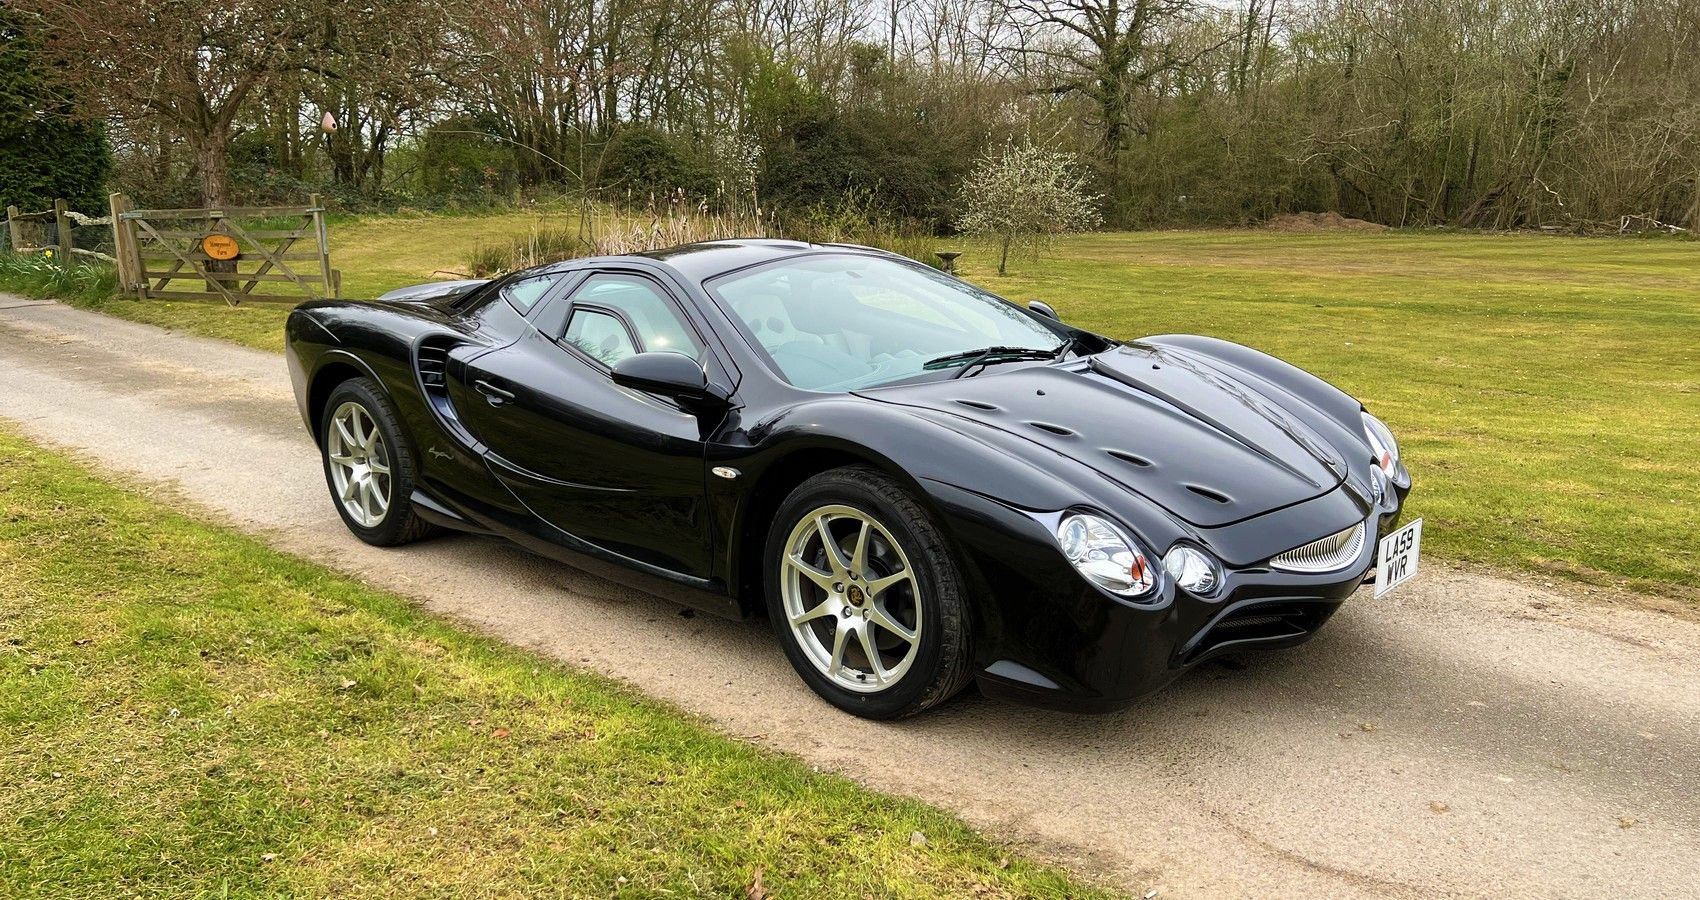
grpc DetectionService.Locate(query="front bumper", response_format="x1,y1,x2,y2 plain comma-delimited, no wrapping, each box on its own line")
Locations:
930,477,1410,713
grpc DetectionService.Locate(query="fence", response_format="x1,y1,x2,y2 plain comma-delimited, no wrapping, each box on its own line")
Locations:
5,199,114,262
108,192,341,305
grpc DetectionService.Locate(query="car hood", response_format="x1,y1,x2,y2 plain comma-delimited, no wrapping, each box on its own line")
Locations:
856,342,1352,527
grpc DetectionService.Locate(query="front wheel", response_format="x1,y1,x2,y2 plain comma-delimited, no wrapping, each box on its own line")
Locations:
319,377,437,546
764,466,973,719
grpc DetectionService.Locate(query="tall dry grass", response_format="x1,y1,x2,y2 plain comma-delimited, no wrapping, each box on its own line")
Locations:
466,191,945,277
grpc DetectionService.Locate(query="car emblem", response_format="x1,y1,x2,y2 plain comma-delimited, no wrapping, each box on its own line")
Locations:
428,446,452,460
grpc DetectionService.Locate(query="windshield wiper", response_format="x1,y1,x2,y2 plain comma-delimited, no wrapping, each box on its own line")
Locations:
924,345,1064,380
921,346,1062,377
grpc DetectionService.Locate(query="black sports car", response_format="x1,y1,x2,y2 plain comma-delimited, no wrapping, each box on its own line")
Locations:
286,239,1413,718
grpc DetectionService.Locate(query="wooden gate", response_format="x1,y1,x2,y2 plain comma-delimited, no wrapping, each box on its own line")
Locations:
110,192,341,304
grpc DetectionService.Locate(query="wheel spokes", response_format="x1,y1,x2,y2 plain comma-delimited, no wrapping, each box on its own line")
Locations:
782,504,924,693
848,519,871,579
815,515,851,577
866,599,917,645
786,553,837,594
855,623,886,683
864,568,909,598
827,622,851,677
789,598,834,627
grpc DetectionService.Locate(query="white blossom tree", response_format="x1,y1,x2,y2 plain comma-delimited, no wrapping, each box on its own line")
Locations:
956,142,1102,275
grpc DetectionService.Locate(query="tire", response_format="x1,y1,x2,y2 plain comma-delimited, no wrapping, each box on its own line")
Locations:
764,466,974,719
318,377,438,546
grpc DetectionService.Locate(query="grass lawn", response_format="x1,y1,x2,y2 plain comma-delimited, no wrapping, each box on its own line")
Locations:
14,219,1698,597
0,428,1103,898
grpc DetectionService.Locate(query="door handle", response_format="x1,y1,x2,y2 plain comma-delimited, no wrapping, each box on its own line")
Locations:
474,379,515,406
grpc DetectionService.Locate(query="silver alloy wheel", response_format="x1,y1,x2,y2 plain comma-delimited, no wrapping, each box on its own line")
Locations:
326,400,392,528
780,504,923,693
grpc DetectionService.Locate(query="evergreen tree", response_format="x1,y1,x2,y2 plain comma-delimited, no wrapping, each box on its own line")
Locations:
0,11,111,215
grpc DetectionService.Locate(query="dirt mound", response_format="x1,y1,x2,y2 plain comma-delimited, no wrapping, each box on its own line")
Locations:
1265,211,1390,232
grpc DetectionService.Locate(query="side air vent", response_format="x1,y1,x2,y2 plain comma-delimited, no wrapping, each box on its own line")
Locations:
1105,449,1153,468
415,337,466,432
417,341,449,390
1027,421,1076,437
1270,522,1366,573
1185,484,1233,504
955,399,999,411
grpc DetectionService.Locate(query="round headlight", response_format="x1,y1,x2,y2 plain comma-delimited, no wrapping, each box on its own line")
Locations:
1056,513,1154,597
1361,412,1404,482
1163,545,1223,597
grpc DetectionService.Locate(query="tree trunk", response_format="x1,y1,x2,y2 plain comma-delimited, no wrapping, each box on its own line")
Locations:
193,137,230,208
998,233,1012,275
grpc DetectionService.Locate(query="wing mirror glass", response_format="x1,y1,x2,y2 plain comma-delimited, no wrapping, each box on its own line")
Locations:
1028,299,1060,321
611,351,726,406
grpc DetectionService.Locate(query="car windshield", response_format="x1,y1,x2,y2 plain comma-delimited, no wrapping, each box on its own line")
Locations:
707,254,1065,391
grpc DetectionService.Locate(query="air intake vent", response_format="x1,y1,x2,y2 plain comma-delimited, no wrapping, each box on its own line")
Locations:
417,340,450,390
1105,449,1153,468
415,337,465,432
1185,484,1233,504
1027,421,1076,437
955,399,999,411
1270,522,1366,573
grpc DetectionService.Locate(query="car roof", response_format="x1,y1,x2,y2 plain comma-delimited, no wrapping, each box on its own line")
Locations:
636,239,892,282
521,239,897,286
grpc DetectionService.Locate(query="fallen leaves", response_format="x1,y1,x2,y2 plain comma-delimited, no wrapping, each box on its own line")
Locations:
745,868,769,900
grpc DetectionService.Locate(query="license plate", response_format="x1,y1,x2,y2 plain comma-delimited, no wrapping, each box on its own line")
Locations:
1374,518,1423,598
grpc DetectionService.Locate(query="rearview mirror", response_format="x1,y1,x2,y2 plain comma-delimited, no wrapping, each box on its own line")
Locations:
1027,299,1060,321
611,351,724,406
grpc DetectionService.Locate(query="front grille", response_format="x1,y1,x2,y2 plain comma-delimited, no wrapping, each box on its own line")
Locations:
1270,522,1365,573
1181,601,1329,664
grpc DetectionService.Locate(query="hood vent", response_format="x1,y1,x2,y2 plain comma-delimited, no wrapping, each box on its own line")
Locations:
1027,421,1076,437
1185,484,1233,504
1105,449,1153,468
954,399,999,411
1270,522,1366,573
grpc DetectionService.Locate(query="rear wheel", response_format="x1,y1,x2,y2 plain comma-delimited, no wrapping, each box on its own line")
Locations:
765,466,973,719
319,378,437,546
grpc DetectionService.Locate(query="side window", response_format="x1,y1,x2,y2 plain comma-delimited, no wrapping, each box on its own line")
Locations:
563,309,638,366
563,274,702,362
501,274,556,313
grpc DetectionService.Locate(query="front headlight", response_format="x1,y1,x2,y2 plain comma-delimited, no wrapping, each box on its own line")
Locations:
1056,513,1155,597
1163,544,1223,597
1362,411,1406,484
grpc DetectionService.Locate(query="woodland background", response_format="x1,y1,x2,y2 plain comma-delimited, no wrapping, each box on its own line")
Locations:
5,0,1699,233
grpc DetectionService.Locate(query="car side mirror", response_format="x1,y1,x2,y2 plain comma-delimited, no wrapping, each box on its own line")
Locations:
1028,299,1060,321
611,351,726,406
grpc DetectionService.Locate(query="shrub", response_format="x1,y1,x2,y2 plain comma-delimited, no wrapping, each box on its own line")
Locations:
0,251,118,304
956,142,1101,274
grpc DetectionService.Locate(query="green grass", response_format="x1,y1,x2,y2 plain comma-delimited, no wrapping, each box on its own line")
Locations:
0,251,119,305
0,428,1104,898
10,219,1697,596
968,231,1700,597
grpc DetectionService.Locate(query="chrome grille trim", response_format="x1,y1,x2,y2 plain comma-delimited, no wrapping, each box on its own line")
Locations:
1270,522,1366,573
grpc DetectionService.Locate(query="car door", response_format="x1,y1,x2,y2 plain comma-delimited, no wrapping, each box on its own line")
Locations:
447,270,720,580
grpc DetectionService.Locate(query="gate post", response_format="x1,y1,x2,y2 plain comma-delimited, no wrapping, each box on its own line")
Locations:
108,192,142,296
5,205,20,253
53,199,72,260
310,192,335,299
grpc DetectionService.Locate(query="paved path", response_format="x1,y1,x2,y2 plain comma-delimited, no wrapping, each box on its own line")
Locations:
3,298,1696,898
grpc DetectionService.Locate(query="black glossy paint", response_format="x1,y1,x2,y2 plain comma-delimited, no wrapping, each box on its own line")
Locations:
286,240,1410,711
